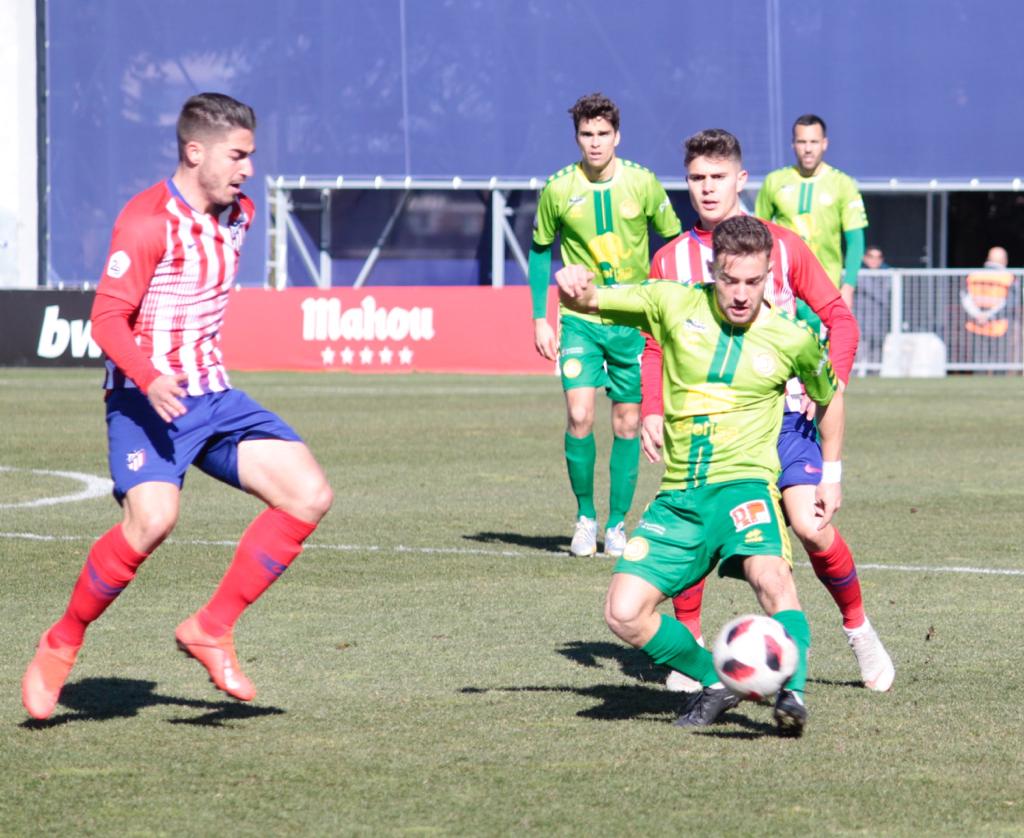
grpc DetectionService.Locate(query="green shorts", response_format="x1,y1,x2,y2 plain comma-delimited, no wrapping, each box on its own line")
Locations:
613,480,791,597
559,314,643,403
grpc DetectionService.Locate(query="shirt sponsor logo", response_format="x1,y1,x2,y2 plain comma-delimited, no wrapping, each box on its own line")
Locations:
562,357,583,379
729,499,771,532
106,251,131,278
126,449,146,472
622,536,650,561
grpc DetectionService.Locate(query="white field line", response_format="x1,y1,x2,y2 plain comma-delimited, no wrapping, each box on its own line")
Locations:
0,467,112,509
0,529,1022,576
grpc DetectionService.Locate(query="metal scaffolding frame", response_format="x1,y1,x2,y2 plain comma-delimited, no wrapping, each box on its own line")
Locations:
265,176,1024,290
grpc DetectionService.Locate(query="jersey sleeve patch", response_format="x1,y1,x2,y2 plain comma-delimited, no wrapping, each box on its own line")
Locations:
106,251,132,279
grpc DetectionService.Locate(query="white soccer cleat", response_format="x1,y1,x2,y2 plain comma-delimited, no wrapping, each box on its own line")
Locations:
665,670,702,693
569,516,598,557
603,522,627,557
845,618,895,692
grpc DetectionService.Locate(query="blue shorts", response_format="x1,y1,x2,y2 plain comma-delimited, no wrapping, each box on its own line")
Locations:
106,388,303,502
776,410,822,489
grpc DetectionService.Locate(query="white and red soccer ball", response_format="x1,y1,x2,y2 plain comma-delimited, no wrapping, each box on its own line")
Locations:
712,614,797,700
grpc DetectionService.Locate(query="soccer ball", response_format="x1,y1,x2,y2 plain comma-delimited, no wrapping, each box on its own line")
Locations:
712,614,797,700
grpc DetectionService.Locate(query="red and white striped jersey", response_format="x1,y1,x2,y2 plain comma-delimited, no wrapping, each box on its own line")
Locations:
649,224,795,314
94,180,254,395
640,217,858,417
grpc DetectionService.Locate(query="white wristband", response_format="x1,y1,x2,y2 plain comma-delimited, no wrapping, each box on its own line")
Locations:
821,461,842,484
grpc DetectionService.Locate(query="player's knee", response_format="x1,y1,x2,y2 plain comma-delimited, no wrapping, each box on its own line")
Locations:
123,507,178,552
604,597,643,644
751,561,799,613
790,514,831,551
566,407,593,434
288,473,333,524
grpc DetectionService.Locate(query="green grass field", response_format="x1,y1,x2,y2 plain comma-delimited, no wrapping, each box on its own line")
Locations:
2,370,1023,836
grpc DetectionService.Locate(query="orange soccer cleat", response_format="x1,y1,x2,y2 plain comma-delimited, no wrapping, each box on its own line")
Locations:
175,615,256,701
22,632,81,720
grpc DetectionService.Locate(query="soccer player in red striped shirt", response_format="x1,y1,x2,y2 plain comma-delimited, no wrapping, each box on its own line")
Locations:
641,129,894,693
21,93,333,720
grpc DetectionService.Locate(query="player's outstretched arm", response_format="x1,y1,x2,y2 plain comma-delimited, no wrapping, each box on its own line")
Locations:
813,389,845,530
554,265,599,313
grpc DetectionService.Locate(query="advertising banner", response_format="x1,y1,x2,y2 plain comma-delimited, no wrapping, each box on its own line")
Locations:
0,290,103,366
220,286,557,374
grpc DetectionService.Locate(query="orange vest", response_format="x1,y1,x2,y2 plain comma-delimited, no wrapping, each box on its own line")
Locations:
964,271,1014,337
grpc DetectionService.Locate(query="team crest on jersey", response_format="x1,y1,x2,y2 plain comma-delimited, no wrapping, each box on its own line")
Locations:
562,358,583,379
619,199,640,219
106,251,131,279
729,500,771,532
819,192,835,206
126,449,146,472
753,352,777,376
622,536,650,561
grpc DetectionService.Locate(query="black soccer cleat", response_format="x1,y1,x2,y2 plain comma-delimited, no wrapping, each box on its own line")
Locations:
674,684,741,728
773,689,807,738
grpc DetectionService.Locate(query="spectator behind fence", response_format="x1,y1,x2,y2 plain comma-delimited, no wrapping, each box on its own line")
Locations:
952,245,1021,369
962,246,1014,339
862,246,888,270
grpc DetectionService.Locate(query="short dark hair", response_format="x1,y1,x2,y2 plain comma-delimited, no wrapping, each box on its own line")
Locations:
712,215,774,262
684,128,742,166
177,93,256,161
792,113,827,137
569,93,620,132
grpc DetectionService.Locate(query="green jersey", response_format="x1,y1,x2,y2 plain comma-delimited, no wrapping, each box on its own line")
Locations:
534,159,680,322
755,163,867,288
598,281,838,490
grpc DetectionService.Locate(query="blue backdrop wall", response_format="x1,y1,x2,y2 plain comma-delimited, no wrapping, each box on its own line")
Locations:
46,0,1023,284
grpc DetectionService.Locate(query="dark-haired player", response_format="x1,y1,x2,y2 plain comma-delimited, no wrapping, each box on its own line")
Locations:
556,215,845,736
22,93,333,720
529,92,680,557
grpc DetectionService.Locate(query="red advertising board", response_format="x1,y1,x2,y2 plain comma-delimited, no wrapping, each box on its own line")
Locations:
220,286,558,374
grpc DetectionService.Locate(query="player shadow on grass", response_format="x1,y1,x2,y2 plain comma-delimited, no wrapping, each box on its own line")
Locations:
460,684,776,737
462,531,568,553
461,639,780,737
18,677,284,729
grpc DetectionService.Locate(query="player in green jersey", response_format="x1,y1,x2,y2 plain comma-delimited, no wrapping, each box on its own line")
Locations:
556,215,846,737
755,114,868,309
529,93,681,558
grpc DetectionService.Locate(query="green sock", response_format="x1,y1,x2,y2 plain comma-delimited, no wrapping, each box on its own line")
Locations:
565,433,597,519
642,614,717,686
607,435,640,528
773,609,811,695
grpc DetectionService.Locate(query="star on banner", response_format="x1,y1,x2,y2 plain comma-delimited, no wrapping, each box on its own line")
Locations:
398,346,414,365
320,346,335,365
359,346,374,365
379,347,394,365
340,347,354,365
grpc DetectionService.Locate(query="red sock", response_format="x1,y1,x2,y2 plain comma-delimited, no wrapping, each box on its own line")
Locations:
808,529,865,629
672,578,706,641
49,525,149,648
198,508,317,637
